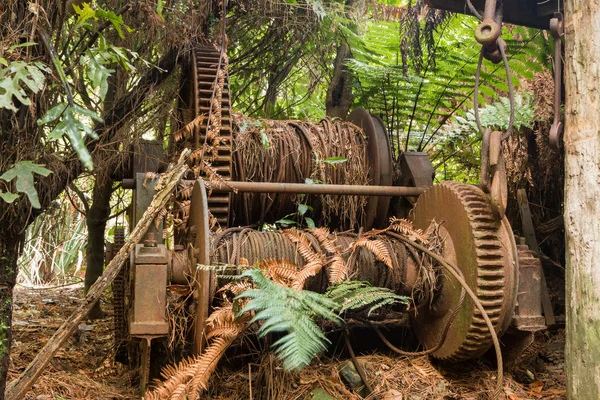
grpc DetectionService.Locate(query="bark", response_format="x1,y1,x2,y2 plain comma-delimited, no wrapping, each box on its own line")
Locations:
0,235,22,399
325,0,365,119
85,176,114,319
326,43,354,119
4,150,191,400
564,1,600,398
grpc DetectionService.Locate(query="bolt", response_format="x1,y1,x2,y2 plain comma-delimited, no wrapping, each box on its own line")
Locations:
144,232,158,247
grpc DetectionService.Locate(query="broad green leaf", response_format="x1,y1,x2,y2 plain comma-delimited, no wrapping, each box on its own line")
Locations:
260,131,270,149
276,218,297,226
322,156,347,165
305,217,316,229
298,204,309,216
0,161,52,208
96,8,130,38
8,42,38,52
0,61,48,111
43,105,101,170
73,3,97,27
0,192,19,204
38,102,67,124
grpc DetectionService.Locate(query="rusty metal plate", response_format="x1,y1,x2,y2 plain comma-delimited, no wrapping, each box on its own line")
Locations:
129,262,169,336
512,245,546,331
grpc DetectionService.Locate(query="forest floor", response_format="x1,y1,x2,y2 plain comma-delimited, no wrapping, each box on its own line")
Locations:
8,285,566,400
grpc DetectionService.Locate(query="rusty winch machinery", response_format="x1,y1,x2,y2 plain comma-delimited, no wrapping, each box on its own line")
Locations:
108,27,548,393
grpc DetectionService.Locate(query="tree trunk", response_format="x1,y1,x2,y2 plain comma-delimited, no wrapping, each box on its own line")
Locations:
564,1,600,398
326,43,354,119
0,234,22,399
325,0,366,119
85,177,114,319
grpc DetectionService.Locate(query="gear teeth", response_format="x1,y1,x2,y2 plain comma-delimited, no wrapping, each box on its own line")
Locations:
413,181,509,362
192,44,232,228
112,227,129,359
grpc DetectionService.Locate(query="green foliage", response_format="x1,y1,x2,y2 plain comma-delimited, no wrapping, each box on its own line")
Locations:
18,194,87,285
237,269,341,370
0,161,53,208
432,93,536,183
73,3,132,39
346,14,550,158
276,203,315,228
326,280,410,316
39,103,102,170
448,94,535,135
80,38,137,101
0,60,49,111
237,271,410,370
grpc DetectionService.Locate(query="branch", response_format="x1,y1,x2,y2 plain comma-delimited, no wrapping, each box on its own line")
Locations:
66,184,88,216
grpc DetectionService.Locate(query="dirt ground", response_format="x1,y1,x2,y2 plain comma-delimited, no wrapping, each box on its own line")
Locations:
8,285,566,399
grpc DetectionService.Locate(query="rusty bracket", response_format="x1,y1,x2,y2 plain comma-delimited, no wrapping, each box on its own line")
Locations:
130,241,169,337
549,12,564,150
480,130,507,220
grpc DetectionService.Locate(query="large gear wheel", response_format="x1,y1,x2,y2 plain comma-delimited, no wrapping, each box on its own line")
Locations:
410,182,518,361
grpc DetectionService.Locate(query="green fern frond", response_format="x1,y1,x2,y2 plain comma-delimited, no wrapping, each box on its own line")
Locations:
236,269,341,370
326,280,410,316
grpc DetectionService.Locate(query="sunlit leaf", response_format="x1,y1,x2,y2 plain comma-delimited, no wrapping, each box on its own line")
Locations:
0,161,52,208
322,156,347,165
0,61,48,111
0,192,19,204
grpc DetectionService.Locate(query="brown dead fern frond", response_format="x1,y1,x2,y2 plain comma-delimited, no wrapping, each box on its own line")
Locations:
177,182,194,199
187,334,238,400
354,238,393,268
173,115,204,142
283,229,320,264
260,258,299,284
327,254,347,283
218,280,253,296
389,217,429,244
291,260,323,290
309,227,337,254
169,383,187,400
146,357,197,399
145,306,243,400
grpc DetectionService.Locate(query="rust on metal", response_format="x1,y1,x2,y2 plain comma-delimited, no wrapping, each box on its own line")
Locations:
425,0,563,30
474,0,501,47
203,180,427,197
410,182,517,361
129,244,169,337
188,179,213,354
347,108,394,229
110,227,128,363
516,189,556,326
512,244,546,331
549,13,564,150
